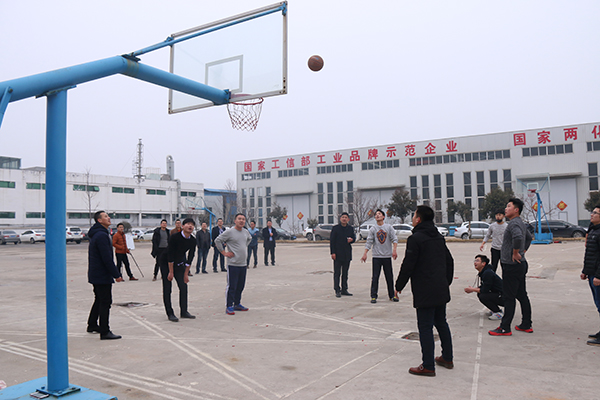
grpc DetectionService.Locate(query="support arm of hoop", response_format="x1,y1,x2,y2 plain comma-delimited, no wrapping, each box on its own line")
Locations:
0,86,13,129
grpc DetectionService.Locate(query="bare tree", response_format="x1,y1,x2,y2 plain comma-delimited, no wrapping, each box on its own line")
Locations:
350,190,378,227
222,179,237,224
83,168,100,228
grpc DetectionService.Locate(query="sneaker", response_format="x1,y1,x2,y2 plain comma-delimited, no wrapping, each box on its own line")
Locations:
371,298,377,304
226,307,235,315
587,338,600,346
234,304,249,311
515,325,533,333
589,331,600,339
488,327,512,336
391,296,399,302
486,311,493,317
488,312,503,320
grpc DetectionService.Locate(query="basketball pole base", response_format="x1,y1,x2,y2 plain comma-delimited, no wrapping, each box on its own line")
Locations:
0,378,117,400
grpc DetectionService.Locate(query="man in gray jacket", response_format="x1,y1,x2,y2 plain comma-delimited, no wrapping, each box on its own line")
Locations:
215,213,252,315
361,209,398,303
489,198,533,336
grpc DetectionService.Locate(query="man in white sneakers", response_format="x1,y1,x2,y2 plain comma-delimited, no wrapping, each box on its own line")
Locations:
464,254,504,320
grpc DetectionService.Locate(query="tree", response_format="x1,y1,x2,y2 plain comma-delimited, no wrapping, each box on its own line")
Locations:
387,188,417,223
268,201,287,227
82,167,99,228
447,200,473,223
350,190,379,227
480,187,515,220
584,191,600,212
306,218,319,229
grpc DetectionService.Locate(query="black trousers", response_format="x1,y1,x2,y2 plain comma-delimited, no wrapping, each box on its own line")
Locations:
161,262,188,316
500,261,532,331
87,284,113,334
153,247,167,278
264,245,275,265
478,292,504,313
247,244,258,266
196,247,209,273
490,248,501,273
226,265,247,307
213,247,225,271
370,258,394,299
416,304,453,371
116,253,133,278
333,259,351,293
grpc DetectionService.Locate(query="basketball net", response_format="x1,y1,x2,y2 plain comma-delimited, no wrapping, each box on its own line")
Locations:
227,97,263,131
528,188,536,198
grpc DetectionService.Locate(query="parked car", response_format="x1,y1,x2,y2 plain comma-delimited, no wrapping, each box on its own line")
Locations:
130,229,144,240
141,229,155,240
453,221,490,239
313,224,334,241
0,230,21,245
81,229,89,241
527,220,587,238
393,224,413,239
20,230,46,243
66,226,83,244
275,228,296,240
437,226,449,236
358,224,375,240
303,226,314,240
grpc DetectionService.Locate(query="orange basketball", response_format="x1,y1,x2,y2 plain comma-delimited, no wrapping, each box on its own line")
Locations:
308,55,324,72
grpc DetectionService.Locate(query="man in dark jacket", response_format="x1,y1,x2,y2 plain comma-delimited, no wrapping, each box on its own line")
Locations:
211,218,227,272
581,204,600,346
262,219,279,266
330,212,356,297
195,222,211,274
87,211,124,340
464,254,504,320
396,205,454,376
151,219,169,281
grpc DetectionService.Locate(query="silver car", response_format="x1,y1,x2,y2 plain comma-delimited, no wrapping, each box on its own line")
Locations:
21,230,46,243
453,221,490,239
0,230,21,245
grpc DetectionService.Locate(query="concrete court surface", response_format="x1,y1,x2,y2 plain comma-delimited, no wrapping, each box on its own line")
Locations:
0,239,598,400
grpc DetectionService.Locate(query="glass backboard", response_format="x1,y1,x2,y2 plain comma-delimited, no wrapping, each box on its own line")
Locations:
168,2,287,113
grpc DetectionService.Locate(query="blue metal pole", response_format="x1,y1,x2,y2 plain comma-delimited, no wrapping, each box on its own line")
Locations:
45,88,69,393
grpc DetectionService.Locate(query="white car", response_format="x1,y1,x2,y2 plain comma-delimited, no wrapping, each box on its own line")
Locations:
66,226,83,244
130,229,144,240
358,224,375,240
303,227,314,240
453,221,490,239
21,230,46,243
141,229,155,240
393,224,413,239
437,226,449,236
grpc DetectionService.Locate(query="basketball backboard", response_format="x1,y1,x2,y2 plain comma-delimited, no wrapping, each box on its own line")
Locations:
168,2,287,113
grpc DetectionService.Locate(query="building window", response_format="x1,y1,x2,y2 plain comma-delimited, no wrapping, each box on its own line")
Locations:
68,213,92,219
278,168,309,178
142,213,163,219
0,211,16,219
26,183,45,190
361,159,400,170
109,213,131,219
74,184,99,192
409,149,510,167
447,199,455,223
318,164,353,174
446,173,454,199
587,141,600,152
146,189,166,195
113,187,135,194
26,212,45,218
181,191,196,197
242,172,271,181
490,170,498,190
463,172,472,198
422,175,430,204
590,163,599,191
434,174,442,199
0,181,16,188
503,169,512,190
409,176,418,199
523,144,574,157
476,171,485,218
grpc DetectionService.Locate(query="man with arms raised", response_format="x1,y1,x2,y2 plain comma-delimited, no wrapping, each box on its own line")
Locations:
215,213,252,315
395,205,454,376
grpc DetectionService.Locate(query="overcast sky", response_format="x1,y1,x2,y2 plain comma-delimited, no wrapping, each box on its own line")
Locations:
1,1,600,189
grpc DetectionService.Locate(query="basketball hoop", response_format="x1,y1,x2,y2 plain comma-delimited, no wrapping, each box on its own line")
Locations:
528,188,536,198
227,97,264,131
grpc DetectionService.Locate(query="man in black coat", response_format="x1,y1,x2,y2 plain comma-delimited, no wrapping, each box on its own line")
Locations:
87,211,124,340
581,204,600,346
211,218,227,272
396,205,454,376
195,222,211,274
330,212,356,297
262,219,279,266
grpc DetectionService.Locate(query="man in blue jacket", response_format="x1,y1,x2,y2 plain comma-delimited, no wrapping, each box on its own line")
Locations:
87,210,123,340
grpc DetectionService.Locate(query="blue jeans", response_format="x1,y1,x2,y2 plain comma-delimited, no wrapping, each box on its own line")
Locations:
416,304,453,370
588,276,600,317
196,247,209,273
247,244,258,266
